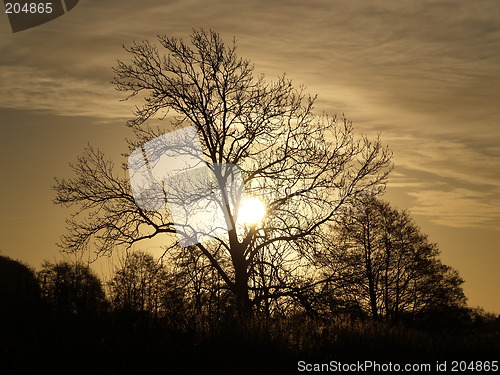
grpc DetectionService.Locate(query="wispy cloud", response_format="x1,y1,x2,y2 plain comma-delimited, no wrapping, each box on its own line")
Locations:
0,66,128,118
406,187,500,229
386,135,500,230
1,0,499,230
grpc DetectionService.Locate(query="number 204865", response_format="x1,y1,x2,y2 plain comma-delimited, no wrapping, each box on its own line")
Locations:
5,3,53,14
451,361,498,372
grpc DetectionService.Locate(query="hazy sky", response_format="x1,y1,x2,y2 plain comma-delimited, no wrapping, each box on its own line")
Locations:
1,0,499,312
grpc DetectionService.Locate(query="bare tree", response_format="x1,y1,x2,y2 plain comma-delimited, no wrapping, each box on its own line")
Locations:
107,251,187,318
38,261,107,316
322,196,467,321
54,29,391,315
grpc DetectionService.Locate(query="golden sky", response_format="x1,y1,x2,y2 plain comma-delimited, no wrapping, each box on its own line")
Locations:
1,0,499,312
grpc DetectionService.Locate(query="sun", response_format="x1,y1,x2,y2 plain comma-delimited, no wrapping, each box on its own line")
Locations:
237,197,266,225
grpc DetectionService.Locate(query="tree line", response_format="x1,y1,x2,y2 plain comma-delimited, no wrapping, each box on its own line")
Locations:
0,195,476,325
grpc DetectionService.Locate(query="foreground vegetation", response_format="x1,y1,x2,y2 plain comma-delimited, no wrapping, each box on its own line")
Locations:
1,255,498,374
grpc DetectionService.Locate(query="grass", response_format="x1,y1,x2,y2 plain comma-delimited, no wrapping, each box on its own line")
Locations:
1,311,499,374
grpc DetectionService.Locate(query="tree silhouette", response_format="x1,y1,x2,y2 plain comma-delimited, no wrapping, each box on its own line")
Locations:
320,196,467,321
0,255,40,319
53,29,392,315
108,251,182,317
38,261,107,316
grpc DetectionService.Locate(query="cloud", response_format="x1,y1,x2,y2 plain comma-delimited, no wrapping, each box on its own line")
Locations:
406,187,500,229
0,66,129,119
395,138,499,186
1,0,499,230
385,132,500,230
387,138,500,230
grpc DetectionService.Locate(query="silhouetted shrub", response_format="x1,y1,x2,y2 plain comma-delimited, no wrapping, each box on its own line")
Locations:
37,260,108,316
0,255,41,320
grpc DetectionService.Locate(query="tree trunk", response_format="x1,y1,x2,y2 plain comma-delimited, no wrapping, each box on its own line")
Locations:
228,229,252,317
364,220,379,320
234,259,251,317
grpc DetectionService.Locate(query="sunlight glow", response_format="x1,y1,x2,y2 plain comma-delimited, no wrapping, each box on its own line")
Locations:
237,197,266,225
